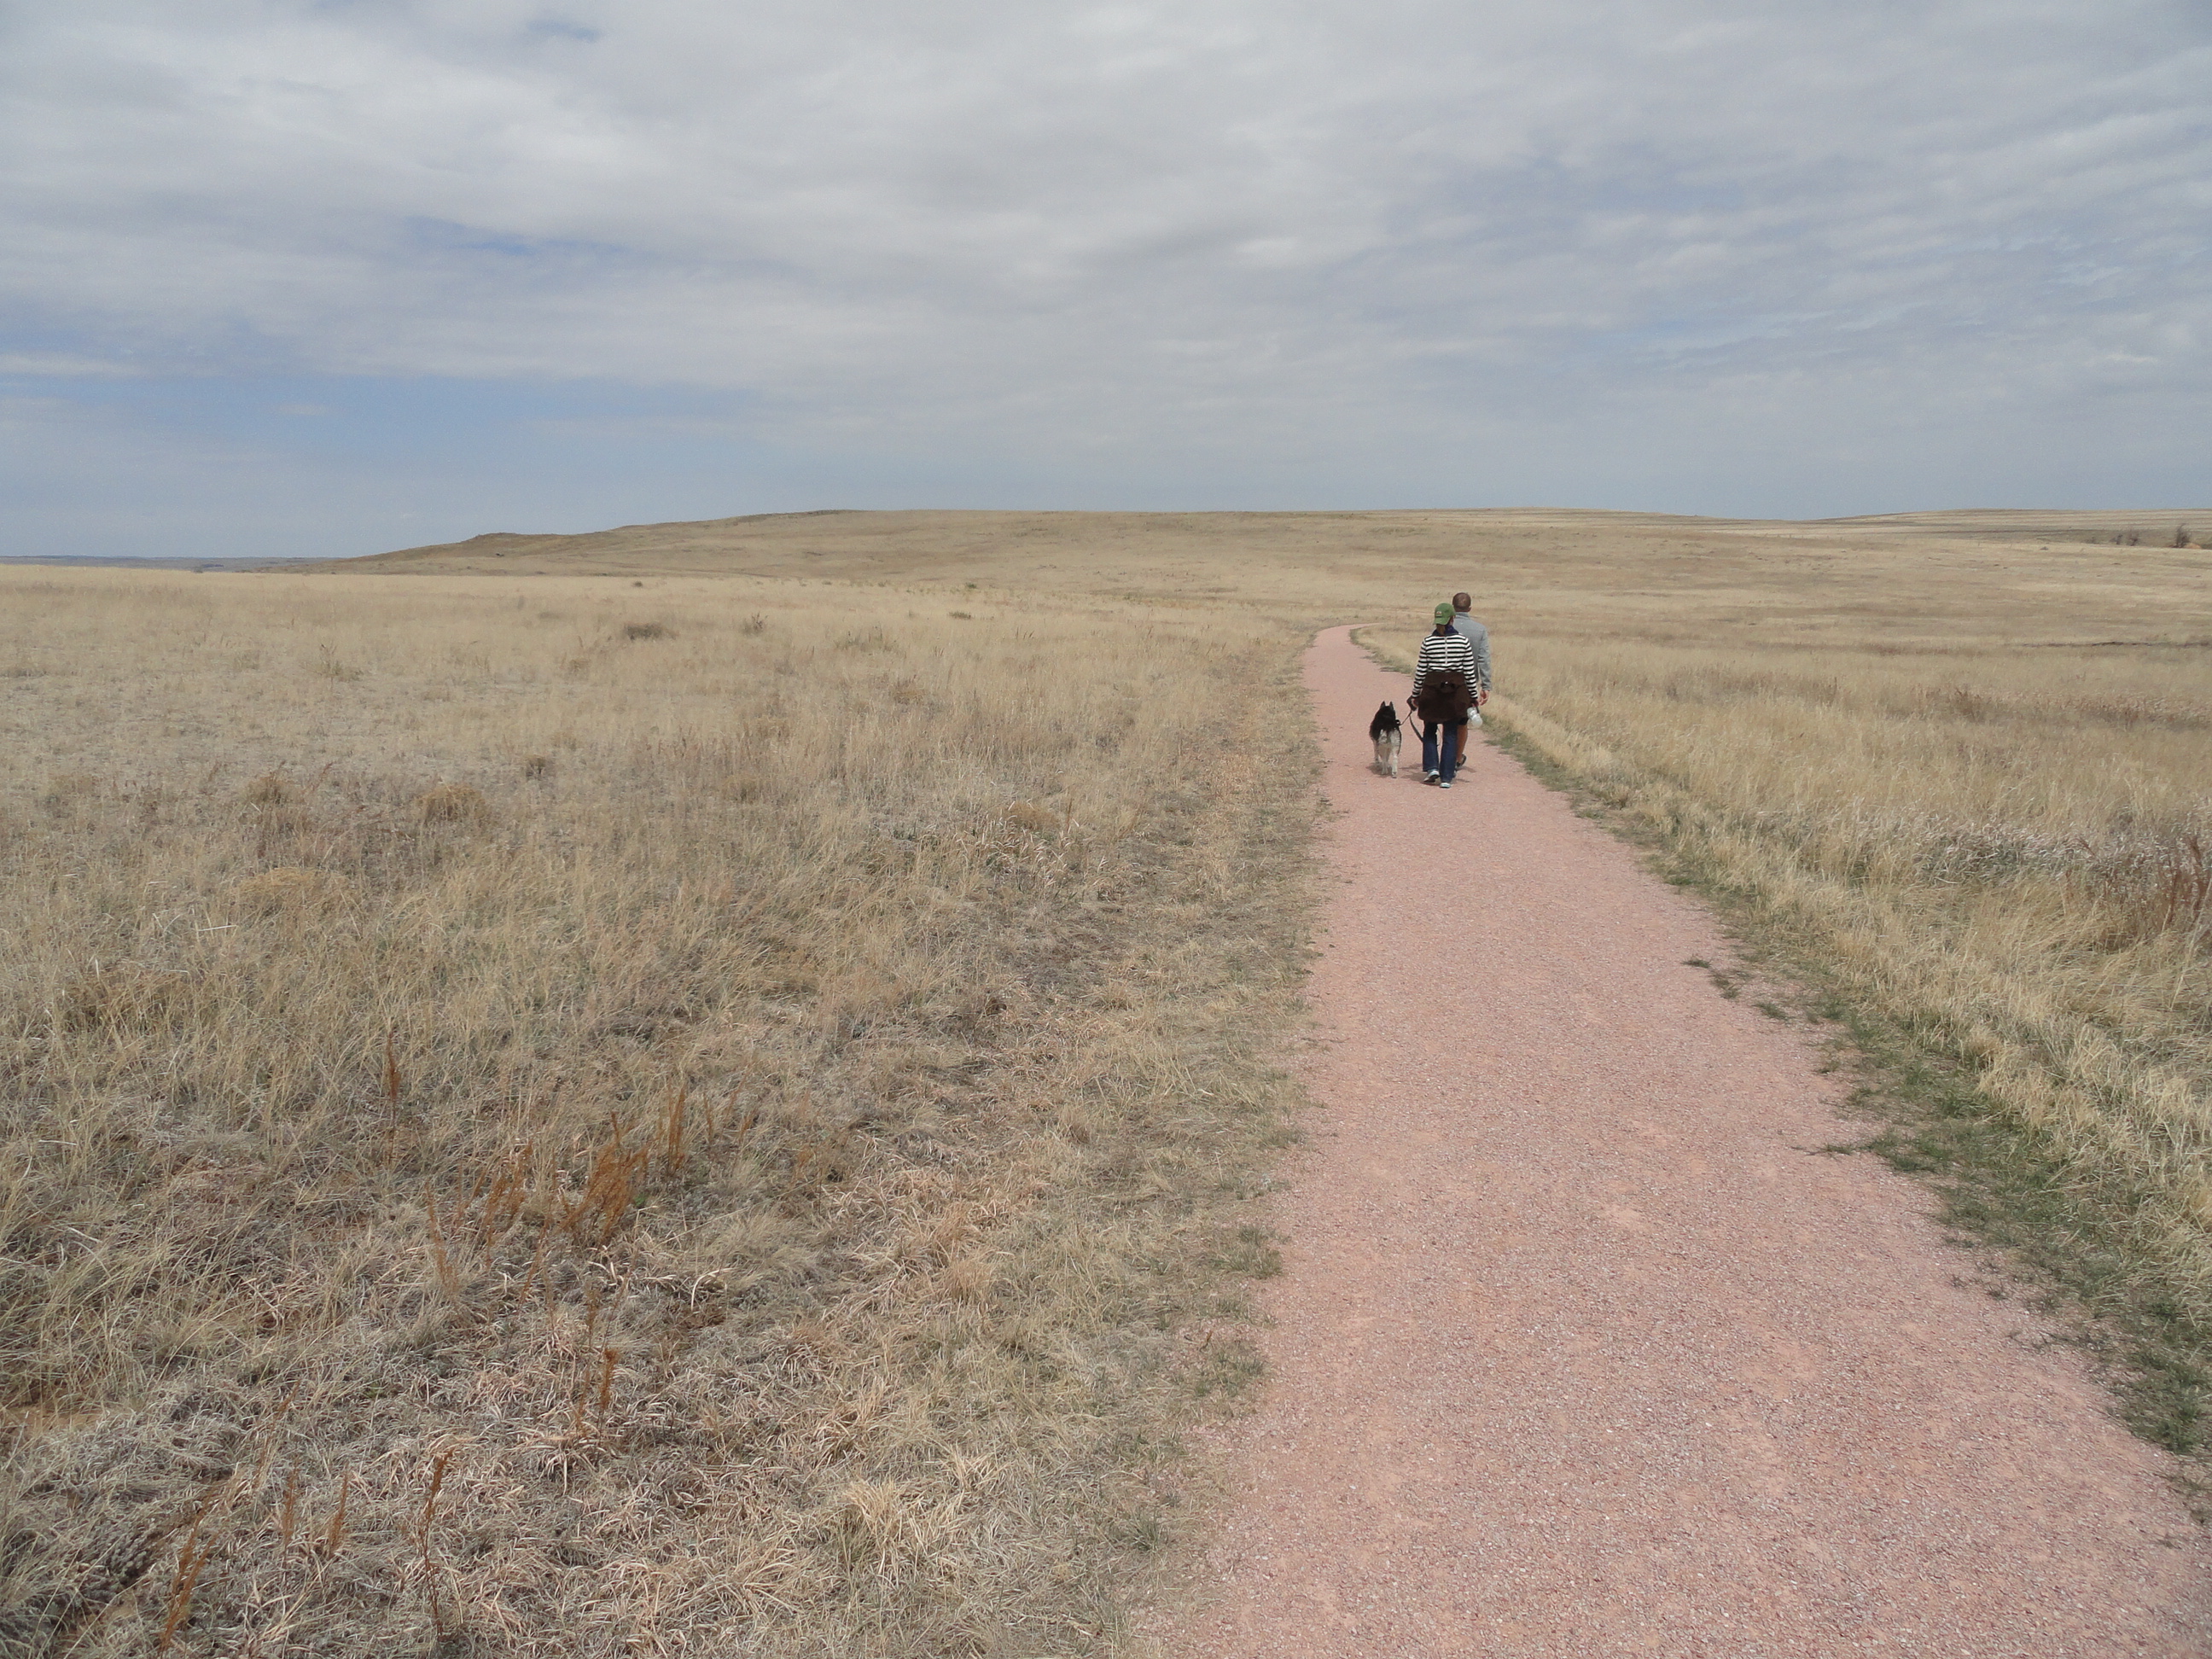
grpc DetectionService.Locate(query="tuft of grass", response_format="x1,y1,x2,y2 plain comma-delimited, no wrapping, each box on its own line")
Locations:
1187,1336,1268,1401
1214,1225,1284,1280
416,781,493,825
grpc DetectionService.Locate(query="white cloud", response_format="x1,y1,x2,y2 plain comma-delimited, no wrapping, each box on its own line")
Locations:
2,0,2208,527
0,352,144,376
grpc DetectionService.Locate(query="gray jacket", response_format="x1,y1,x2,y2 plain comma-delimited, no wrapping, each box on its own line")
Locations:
1451,613,1492,690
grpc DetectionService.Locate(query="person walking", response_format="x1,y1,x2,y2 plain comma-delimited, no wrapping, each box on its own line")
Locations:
1449,591,1492,704
1447,591,1493,774
1411,602,1477,789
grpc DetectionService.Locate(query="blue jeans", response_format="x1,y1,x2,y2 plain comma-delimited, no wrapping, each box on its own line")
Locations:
1422,720,1465,782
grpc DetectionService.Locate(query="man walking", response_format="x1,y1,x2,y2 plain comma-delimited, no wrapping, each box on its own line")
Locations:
1449,592,1491,701
1447,591,1492,776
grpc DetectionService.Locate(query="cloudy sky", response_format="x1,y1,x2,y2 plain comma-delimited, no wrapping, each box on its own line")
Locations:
3,1,2208,558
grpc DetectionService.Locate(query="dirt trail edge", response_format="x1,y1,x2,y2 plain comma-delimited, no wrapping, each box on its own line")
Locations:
1144,627,2211,1658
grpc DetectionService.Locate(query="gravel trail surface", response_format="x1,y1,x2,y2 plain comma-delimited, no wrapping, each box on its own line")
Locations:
1148,626,2210,1656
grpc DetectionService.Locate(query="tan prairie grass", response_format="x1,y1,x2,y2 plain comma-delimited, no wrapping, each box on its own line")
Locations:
9,504,2212,1651
0,569,1313,1656
334,506,2212,1454
1476,640,2212,1100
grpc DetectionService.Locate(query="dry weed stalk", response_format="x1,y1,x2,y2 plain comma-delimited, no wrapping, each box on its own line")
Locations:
477,1140,535,1246
425,1185,459,1299
318,1470,350,1559
658,1086,689,1177
277,1469,300,1555
595,1348,618,1423
155,1503,219,1653
416,1446,457,1639
562,1119,649,1246
382,1026,403,1152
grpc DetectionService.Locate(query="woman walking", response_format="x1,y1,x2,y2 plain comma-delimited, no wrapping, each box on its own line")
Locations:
1411,602,1477,788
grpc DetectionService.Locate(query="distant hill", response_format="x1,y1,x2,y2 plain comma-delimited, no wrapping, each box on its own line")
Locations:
319,505,2212,589
0,555,312,572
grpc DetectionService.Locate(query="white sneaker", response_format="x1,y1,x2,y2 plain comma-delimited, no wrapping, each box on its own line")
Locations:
1423,770,1438,781
1440,779,1452,789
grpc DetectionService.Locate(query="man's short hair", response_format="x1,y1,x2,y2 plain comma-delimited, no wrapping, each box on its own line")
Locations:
1452,591,1471,611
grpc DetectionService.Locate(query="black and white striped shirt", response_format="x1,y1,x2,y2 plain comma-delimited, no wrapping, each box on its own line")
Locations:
1412,629,1476,702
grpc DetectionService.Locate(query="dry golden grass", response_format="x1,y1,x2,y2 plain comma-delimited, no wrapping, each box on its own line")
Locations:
338,502,2212,1470
9,503,2212,1651
1470,637,2212,1209
0,569,1313,1656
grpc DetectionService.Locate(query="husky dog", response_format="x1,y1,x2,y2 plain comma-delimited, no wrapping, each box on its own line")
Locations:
1368,701,1403,776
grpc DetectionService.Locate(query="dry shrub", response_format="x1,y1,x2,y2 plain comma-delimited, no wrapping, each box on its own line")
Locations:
415,782,492,826
59,963,192,1031
621,620,672,640
0,568,1312,1657
229,865,358,917
940,1257,996,1304
835,1478,934,1580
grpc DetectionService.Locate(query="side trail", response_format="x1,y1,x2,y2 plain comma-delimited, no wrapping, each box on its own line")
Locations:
1147,626,2209,1657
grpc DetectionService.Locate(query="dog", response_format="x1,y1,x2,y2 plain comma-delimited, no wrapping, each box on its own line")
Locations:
1368,701,1403,776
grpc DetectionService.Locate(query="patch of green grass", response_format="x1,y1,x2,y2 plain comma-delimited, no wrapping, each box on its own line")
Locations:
1189,1336,1267,1401
1831,1004,2212,1463
1214,1225,1284,1280
1108,1511,1166,1553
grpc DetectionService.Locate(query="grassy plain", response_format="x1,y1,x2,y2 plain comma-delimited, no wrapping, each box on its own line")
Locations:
0,572,1313,1656
358,501,2212,1447
4,502,2211,1652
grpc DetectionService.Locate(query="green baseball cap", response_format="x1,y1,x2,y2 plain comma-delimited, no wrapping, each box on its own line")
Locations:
1434,602,1454,625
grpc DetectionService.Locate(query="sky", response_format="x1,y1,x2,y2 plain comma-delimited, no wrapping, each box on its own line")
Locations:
3,0,2209,560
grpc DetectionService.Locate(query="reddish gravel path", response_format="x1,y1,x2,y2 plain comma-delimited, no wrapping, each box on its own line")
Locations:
1147,627,2211,1657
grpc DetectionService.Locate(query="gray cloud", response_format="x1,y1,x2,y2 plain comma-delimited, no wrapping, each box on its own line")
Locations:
3,0,2208,544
